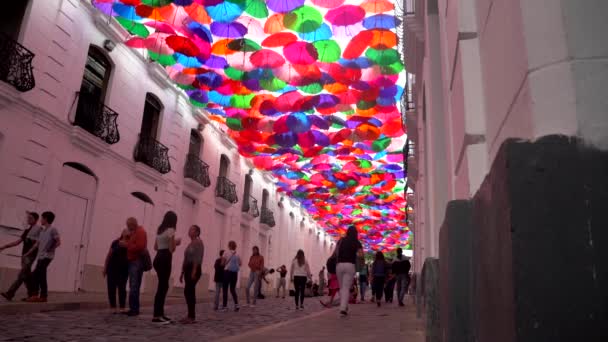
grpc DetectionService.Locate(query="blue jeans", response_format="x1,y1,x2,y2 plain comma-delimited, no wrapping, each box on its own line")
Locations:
128,260,144,313
396,274,409,304
359,276,368,301
245,270,261,304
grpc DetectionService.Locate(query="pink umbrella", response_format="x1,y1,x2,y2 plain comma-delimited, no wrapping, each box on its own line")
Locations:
250,49,286,68
236,16,264,36
283,41,318,65
311,0,345,8
325,5,365,26
226,51,256,71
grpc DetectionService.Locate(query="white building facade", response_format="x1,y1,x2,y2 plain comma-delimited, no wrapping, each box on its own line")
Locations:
0,0,332,295
404,0,608,272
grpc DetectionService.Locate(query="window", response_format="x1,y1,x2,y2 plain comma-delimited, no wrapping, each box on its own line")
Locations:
140,93,162,139
219,154,230,178
261,189,269,209
0,1,30,39
243,174,252,199
74,46,112,130
188,129,203,157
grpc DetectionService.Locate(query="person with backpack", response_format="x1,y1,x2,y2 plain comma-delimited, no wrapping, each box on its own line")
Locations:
372,251,387,307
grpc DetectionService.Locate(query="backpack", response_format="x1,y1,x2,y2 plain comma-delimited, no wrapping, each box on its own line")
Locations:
326,255,337,274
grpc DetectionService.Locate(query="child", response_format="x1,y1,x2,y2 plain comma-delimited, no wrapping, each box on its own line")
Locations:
349,278,358,304
384,270,396,303
320,252,339,308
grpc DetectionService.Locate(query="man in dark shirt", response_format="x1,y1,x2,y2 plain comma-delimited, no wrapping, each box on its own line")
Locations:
0,212,41,301
393,248,412,306
213,250,225,310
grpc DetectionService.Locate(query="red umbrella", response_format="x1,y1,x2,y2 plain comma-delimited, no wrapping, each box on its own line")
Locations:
166,35,200,56
250,49,286,68
325,5,365,26
343,30,374,59
262,32,298,47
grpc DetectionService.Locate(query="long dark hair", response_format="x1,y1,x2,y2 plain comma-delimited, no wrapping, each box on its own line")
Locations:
374,251,385,262
345,225,358,241
295,249,305,267
157,211,177,235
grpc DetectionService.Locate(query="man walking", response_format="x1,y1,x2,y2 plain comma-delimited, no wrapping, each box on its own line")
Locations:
124,217,147,316
0,212,41,301
25,211,60,302
393,248,411,306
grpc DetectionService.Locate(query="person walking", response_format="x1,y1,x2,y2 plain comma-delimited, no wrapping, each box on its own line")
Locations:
358,262,369,302
25,211,60,303
371,251,387,307
245,246,264,307
0,212,41,301
179,225,204,324
290,249,311,310
318,266,326,296
125,217,147,317
320,252,339,308
393,247,412,306
335,225,363,317
152,211,181,324
103,229,130,313
221,240,241,312
276,265,287,298
213,250,225,311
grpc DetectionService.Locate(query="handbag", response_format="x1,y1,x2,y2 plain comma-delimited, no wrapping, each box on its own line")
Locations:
141,249,152,272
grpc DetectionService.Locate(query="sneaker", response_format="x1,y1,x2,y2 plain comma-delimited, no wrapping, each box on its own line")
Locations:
340,310,348,317
0,292,12,301
218,307,227,312
162,316,172,323
152,318,171,325
299,305,304,310
25,296,45,303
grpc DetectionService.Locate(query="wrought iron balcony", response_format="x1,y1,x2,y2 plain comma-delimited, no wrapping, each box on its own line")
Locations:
73,92,120,144
260,207,276,228
215,176,238,204
242,195,260,217
0,33,35,92
184,153,210,187
134,136,171,174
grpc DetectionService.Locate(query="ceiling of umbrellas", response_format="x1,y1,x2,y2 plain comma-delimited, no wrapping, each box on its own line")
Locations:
93,0,411,251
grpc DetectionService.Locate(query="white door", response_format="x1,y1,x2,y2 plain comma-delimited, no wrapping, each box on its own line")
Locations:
240,224,249,258
47,191,88,292
214,210,226,250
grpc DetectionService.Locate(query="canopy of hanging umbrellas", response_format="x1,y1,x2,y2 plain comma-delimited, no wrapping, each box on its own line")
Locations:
93,0,410,251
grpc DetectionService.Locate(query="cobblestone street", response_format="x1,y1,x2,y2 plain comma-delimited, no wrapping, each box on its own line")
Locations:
0,297,326,342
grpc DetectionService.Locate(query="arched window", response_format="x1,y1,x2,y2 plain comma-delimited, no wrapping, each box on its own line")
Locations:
140,93,162,139
219,154,230,178
1,1,31,39
75,45,113,131
261,189,269,210
131,191,154,205
243,174,252,198
63,162,96,179
188,129,203,157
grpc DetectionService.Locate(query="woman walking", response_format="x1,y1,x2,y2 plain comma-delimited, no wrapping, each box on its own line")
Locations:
371,251,387,307
179,225,204,324
290,249,311,310
103,229,129,313
336,225,363,317
221,240,241,312
152,211,181,324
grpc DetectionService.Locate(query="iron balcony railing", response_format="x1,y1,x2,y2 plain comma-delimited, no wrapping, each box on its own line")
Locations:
184,153,211,187
73,92,120,144
260,207,276,227
0,33,35,92
134,135,171,174
215,176,238,204
242,195,260,217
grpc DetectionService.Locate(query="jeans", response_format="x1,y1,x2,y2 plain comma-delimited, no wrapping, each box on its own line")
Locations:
153,249,172,317
396,274,409,304
222,270,238,308
293,276,307,307
128,260,144,313
214,282,222,309
107,270,128,308
32,258,52,298
6,255,35,298
245,270,261,304
276,278,286,298
183,265,201,319
372,276,385,302
359,276,368,301
336,262,356,312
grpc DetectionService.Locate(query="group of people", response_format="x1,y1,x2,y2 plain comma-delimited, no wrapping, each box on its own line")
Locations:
0,211,61,303
1,211,409,322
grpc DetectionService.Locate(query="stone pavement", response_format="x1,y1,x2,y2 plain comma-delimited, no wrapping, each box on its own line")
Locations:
221,298,425,342
0,296,327,342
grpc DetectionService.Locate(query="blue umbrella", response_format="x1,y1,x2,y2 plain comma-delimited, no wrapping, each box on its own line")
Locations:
206,2,245,23
362,14,401,29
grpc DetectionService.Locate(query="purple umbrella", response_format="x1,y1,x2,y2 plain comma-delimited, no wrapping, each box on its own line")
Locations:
210,22,248,38
203,55,228,68
267,0,305,13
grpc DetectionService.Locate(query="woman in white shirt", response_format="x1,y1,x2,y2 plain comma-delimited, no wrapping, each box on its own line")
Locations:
152,211,181,323
290,249,311,310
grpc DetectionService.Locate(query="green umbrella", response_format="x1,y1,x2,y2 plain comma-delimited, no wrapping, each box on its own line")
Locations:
365,48,400,66
260,77,287,91
372,137,392,152
148,51,176,66
313,40,341,63
227,38,262,52
226,117,244,131
141,0,172,6
190,99,207,108
225,67,246,80
298,82,323,94
230,94,255,109
245,0,269,18
116,18,150,38
380,61,404,75
284,6,323,33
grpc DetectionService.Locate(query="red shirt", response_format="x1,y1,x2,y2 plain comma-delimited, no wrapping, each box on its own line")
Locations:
127,226,147,262
248,255,264,272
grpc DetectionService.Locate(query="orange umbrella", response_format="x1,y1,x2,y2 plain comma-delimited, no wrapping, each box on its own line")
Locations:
184,3,211,24
212,39,237,55
361,0,394,13
264,13,285,34
369,29,398,49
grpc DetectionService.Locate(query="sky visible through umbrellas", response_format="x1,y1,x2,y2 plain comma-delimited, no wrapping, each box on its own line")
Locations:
93,0,410,251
